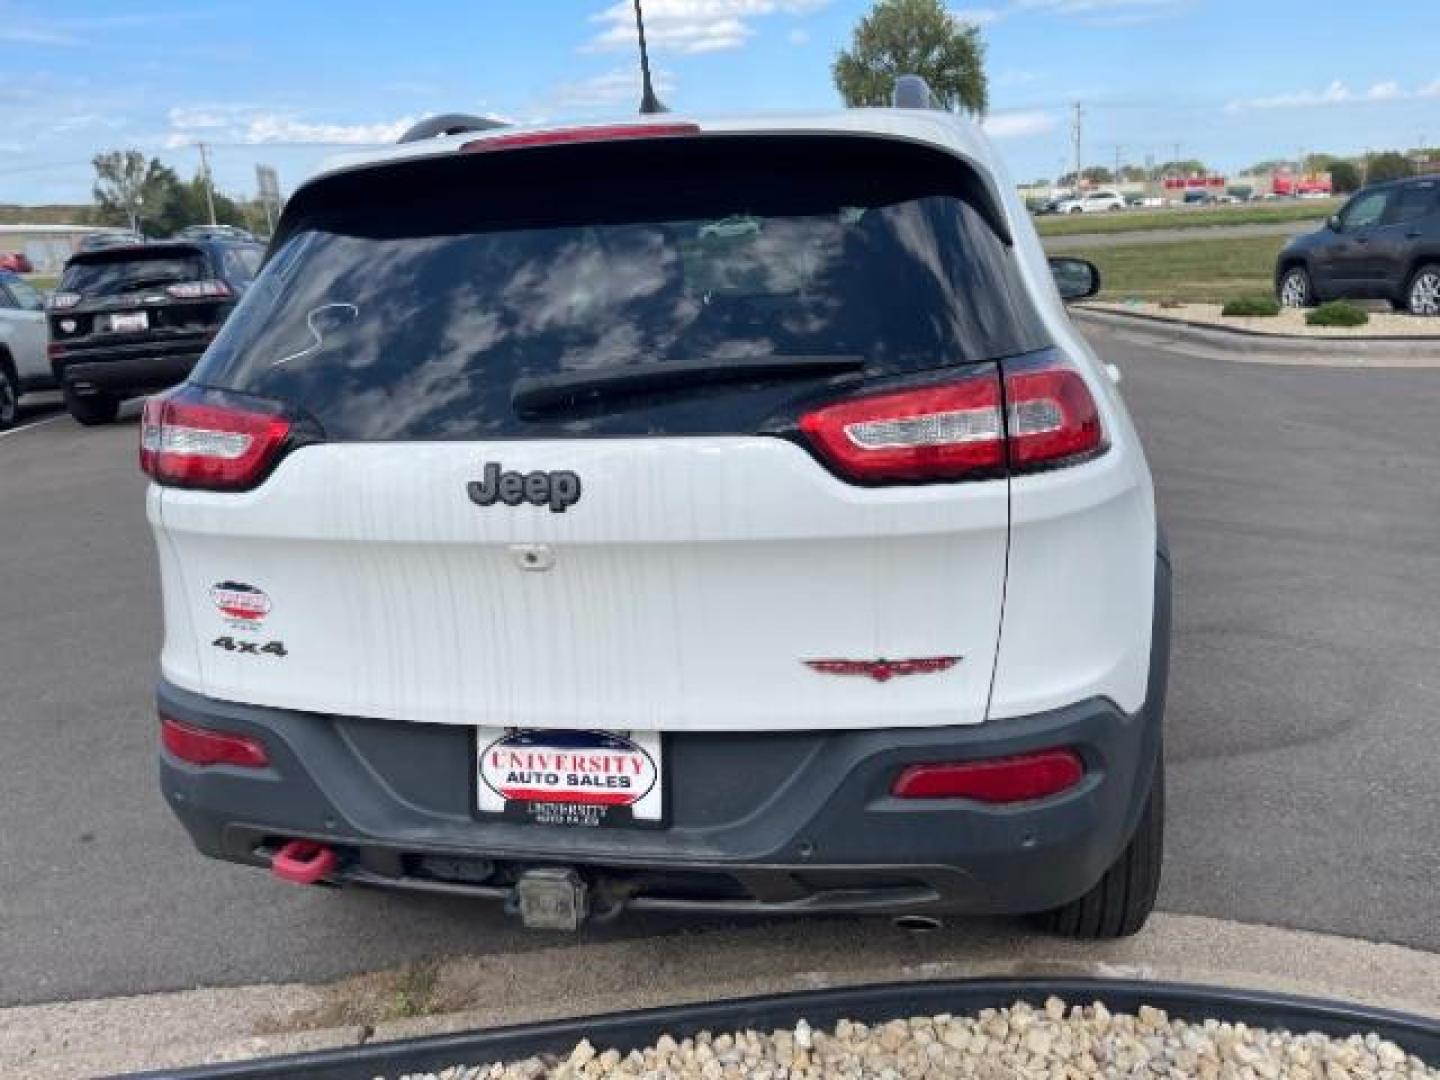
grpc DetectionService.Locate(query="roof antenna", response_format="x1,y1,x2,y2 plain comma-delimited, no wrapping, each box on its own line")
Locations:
633,0,666,114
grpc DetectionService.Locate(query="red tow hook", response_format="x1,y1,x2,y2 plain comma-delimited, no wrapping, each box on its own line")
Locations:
270,839,337,885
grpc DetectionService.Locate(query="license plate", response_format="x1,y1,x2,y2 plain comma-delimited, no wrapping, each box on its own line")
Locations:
109,311,148,333
476,728,663,828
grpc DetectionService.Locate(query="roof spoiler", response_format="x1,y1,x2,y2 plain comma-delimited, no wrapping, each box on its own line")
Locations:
397,114,507,144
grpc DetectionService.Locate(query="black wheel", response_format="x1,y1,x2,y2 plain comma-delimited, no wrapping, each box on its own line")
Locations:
63,386,120,426
1032,757,1164,939
1405,263,1440,317
1277,265,1315,309
0,361,17,431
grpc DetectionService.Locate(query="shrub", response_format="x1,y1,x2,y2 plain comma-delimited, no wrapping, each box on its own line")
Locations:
1221,296,1281,318
1306,301,1370,328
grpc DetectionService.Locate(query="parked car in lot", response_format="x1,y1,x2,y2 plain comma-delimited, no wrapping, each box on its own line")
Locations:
76,230,146,252
1054,189,1126,214
47,238,263,424
174,224,260,243
1276,177,1440,314
145,88,1169,938
0,270,53,429
0,251,34,273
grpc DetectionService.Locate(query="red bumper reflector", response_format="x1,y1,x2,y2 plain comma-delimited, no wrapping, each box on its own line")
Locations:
891,749,1084,803
271,840,337,885
160,714,269,769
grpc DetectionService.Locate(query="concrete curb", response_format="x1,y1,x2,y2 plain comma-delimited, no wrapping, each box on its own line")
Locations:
1073,307,1440,367
4,914,1439,1079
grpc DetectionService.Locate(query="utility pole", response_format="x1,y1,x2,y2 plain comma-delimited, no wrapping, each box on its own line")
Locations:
197,142,218,225
1113,144,1123,187
1071,102,1083,192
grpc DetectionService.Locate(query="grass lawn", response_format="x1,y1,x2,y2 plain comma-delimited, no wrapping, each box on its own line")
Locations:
1035,199,1339,238
26,274,58,292
1087,235,1287,304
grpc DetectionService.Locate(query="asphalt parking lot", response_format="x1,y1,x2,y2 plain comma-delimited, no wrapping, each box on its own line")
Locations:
1,324,1437,1008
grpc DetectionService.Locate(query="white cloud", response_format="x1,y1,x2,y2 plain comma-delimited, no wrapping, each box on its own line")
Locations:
1227,77,1440,112
544,68,678,111
165,104,421,146
951,7,1005,25
953,0,1185,24
583,0,829,55
787,27,810,44
983,109,1059,139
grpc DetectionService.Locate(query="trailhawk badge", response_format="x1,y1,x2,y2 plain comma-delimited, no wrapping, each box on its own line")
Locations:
210,581,272,628
477,729,662,827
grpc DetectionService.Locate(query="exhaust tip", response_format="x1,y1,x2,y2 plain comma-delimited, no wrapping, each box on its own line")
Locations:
893,914,944,933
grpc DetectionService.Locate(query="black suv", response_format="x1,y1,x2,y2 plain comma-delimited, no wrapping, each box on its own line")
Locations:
1276,177,1440,315
47,239,263,424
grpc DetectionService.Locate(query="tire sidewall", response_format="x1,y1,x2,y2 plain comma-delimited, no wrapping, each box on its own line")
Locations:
0,361,18,430
1279,266,1313,308
1406,264,1440,317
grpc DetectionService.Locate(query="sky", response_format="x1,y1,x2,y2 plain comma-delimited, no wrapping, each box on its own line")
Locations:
2,0,1439,206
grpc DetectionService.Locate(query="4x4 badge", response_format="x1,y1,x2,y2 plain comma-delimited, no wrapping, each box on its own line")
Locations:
468,463,581,513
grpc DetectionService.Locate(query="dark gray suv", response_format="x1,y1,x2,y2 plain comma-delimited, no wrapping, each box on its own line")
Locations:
1276,177,1440,315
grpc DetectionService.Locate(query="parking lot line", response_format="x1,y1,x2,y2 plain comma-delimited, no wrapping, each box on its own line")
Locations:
0,414,66,441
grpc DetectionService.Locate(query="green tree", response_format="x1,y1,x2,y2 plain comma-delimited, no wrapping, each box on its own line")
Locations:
1366,151,1414,184
91,150,171,232
833,0,988,114
1156,159,1208,178
1328,161,1361,194
1242,158,1292,176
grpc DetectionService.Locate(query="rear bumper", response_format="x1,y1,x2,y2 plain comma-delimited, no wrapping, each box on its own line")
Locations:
159,556,1170,919
52,338,207,395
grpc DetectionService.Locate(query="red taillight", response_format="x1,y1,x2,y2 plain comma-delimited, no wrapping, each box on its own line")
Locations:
140,388,293,491
161,714,269,768
891,749,1084,803
798,369,1005,483
166,279,232,300
461,122,700,153
796,354,1106,485
1003,354,1106,471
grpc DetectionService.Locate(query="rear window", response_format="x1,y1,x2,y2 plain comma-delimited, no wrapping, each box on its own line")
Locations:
195,135,1049,440
61,249,209,297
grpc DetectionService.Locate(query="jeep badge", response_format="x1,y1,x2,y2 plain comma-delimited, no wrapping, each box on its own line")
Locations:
468,463,582,513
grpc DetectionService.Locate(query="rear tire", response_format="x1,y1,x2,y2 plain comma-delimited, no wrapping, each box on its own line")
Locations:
1405,263,1440,317
64,387,120,426
1032,757,1164,939
0,361,18,431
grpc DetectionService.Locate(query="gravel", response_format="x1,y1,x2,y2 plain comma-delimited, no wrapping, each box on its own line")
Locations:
390,998,1438,1079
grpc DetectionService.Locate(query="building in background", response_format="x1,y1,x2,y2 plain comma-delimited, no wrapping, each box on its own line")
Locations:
0,224,133,275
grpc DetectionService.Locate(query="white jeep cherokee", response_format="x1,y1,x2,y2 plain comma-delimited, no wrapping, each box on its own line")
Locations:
145,96,1170,937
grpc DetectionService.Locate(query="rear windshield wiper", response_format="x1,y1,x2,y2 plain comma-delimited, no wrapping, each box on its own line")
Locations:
512,354,864,415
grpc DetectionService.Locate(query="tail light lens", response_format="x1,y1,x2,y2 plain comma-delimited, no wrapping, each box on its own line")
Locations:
140,386,295,491
891,749,1084,803
161,714,269,768
798,368,1005,483
797,352,1105,485
1003,352,1107,471
166,279,232,300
